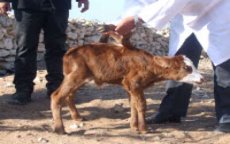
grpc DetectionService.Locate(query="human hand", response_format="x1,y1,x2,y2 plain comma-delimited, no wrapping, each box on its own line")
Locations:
77,0,89,13
0,2,10,15
115,16,136,35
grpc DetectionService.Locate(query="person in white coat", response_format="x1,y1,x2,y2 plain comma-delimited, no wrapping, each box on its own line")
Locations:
115,0,230,132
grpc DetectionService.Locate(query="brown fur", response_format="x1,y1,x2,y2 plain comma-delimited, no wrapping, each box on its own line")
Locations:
51,40,194,134
99,24,134,49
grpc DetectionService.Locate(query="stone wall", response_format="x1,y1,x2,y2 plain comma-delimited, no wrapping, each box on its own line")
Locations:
0,16,169,75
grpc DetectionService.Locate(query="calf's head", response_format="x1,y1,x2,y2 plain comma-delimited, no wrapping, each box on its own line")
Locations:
155,55,204,84
178,55,204,84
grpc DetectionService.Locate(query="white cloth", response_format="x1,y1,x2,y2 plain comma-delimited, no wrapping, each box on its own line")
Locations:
120,0,156,18
122,0,230,66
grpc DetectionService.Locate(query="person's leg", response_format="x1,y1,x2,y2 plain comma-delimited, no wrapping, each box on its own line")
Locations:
213,59,230,132
8,10,44,105
43,10,69,98
147,33,202,124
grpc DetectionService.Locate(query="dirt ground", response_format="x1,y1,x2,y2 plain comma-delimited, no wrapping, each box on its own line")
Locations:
0,58,230,144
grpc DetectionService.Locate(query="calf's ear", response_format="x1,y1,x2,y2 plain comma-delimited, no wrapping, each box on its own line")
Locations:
98,24,116,33
175,55,185,61
153,56,171,68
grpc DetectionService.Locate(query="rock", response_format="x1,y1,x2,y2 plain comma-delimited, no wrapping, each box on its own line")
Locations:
70,122,84,130
67,32,78,40
84,129,107,135
70,123,79,129
193,89,208,98
0,29,6,39
0,70,7,76
5,82,14,88
34,76,44,83
153,136,161,141
2,61,14,70
38,43,45,52
0,49,10,57
4,38,14,49
39,33,44,43
113,103,125,113
5,56,15,62
38,137,49,143
85,35,100,43
37,53,44,61
79,122,84,128
16,135,22,138
170,131,186,139
9,49,16,55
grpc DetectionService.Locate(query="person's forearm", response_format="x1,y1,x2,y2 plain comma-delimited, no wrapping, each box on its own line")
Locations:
115,16,144,35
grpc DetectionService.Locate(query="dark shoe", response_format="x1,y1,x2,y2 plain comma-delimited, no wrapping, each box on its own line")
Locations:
216,114,230,133
7,92,32,105
146,113,181,124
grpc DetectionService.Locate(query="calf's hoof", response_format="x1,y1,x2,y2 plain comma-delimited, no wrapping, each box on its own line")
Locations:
139,130,148,134
53,127,66,135
130,128,148,134
130,127,139,134
74,117,86,122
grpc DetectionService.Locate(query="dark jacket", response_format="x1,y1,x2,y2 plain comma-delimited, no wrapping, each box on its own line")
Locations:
0,0,72,10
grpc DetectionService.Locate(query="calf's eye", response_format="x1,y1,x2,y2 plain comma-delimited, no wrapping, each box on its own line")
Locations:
184,65,192,73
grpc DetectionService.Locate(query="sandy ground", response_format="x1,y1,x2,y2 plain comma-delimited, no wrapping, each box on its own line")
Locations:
0,58,230,144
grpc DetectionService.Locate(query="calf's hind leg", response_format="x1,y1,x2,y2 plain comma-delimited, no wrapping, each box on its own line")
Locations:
65,92,84,121
51,88,65,134
51,73,86,134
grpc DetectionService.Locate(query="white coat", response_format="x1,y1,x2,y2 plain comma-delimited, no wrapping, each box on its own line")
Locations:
122,0,230,66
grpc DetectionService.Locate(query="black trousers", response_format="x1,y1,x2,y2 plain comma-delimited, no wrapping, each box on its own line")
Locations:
158,33,230,121
13,9,69,96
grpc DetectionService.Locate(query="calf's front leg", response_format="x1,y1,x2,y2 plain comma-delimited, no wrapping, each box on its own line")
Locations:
130,90,147,134
122,75,147,133
130,96,138,132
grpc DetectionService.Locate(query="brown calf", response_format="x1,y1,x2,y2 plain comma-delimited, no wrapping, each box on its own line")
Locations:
51,32,203,134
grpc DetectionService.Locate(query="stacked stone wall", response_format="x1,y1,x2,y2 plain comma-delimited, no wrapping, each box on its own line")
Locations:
0,16,169,74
